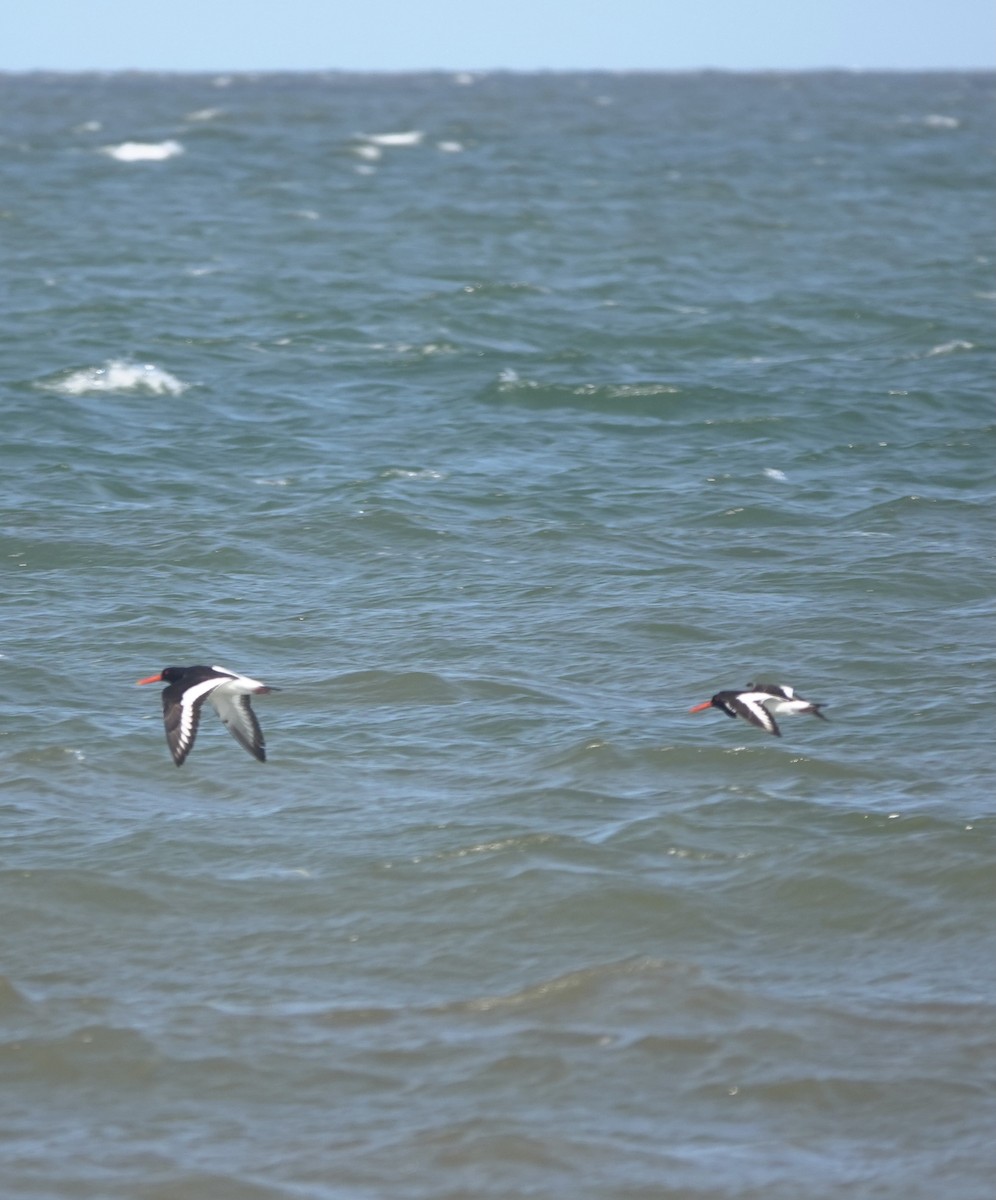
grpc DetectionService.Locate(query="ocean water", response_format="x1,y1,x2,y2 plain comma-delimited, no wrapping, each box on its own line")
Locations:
1,70,995,1199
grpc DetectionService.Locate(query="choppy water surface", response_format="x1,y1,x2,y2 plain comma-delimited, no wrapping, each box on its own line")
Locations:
2,71,995,1198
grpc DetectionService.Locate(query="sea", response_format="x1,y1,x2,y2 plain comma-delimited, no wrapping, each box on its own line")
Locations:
1,70,994,1199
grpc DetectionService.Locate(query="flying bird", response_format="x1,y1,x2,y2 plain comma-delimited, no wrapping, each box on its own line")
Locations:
137,664,279,766
689,682,828,737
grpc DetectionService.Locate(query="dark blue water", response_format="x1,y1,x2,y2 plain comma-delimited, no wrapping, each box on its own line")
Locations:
2,71,995,1199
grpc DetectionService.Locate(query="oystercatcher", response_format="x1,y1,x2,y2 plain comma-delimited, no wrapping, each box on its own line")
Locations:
689,682,828,738
137,665,279,766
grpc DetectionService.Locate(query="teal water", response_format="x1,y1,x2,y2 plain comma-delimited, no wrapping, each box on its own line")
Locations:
2,71,995,1199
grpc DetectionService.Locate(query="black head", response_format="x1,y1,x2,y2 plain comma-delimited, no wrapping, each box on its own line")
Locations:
689,690,739,718
710,691,741,719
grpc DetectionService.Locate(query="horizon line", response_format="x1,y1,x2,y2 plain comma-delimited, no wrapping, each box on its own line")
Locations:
2,64,993,76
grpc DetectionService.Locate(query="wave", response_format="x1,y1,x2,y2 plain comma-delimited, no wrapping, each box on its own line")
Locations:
101,139,185,162
305,956,688,1026
482,373,685,417
355,130,424,147
924,339,974,356
38,360,189,396
326,669,463,706
184,108,224,122
434,956,672,1015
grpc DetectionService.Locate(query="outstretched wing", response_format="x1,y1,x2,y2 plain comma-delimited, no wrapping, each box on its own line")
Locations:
162,677,222,766
729,691,781,736
209,688,266,762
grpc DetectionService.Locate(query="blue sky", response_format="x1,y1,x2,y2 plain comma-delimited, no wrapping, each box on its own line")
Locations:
4,0,994,71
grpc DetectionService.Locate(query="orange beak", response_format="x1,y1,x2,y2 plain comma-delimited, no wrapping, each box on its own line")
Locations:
688,701,713,713
136,673,163,686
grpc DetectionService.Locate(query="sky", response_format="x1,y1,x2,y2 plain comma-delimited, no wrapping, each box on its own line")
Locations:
3,0,994,72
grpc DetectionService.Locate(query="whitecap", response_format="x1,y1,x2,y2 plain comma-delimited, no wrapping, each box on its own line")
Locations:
925,340,973,356
185,107,223,121
437,140,464,153
102,139,184,162
373,341,454,358
923,114,960,129
357,130,424,147
380,468,446,481
352,143,382,161
41,360,189,396
763,467,788,482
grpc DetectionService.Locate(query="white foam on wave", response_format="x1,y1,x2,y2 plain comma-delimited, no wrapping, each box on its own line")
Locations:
380,467,446,482
922,114,960,129
102,139,185,162
42,360,189,396
185,107,224,122
763,467,789,482
370,341,455,358
437,140,464,153
925,340,973,356
357,130,424,147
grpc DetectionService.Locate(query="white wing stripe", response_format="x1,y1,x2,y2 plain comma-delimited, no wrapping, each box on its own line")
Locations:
735,692,780,735
177,678,224,750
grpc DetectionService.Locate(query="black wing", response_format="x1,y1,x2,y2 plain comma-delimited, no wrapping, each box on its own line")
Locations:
729,692,781,736
162,678,222,766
